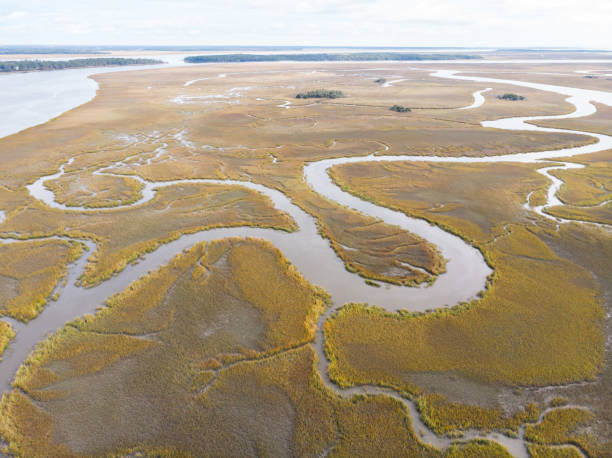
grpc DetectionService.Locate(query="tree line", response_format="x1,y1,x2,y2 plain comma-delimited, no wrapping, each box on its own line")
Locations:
0,58,163,73
185,53,482,63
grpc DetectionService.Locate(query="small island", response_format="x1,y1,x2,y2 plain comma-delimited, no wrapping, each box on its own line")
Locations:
497,93,525,101
390,104,411,112
295,89,346,99
0,58,163,73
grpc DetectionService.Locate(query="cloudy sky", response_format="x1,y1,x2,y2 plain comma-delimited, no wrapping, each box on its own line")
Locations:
1,0,611,49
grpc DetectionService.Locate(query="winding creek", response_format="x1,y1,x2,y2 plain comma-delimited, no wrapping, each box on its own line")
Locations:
1,65,612,457
460,87,491,109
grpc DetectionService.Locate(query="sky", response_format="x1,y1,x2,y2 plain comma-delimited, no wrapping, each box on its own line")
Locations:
1,0,611,49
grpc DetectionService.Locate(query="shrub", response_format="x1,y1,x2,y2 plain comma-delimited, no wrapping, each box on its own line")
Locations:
390,105,411,112
497,93,525,101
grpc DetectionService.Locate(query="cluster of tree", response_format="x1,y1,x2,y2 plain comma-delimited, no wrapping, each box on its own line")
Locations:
0,58,163,73
497,93,525,101
390,105,411,112
295,89,346,99
374,78,387,84
185,53,482,63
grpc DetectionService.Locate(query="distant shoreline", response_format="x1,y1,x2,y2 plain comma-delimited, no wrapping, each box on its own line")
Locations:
184,52,483,63
0,58,164,74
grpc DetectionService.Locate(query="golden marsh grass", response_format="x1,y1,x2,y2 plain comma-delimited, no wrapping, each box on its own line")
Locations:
0,239,84,321
0,322,14,360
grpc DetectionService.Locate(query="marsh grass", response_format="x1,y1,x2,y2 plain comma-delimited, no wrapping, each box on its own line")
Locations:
524,408,594,445
545,151,611,225
236,162,446,286
2,184,297,288
527,444,584,458
551,165,611,208
533,103,612,136
416,393,539,435
325,160,606,436
0,322,14,360
331,395,440,457
547,202,612,225
1,238,331,455
45,172,144,208
0,239,465,457
325,226,604,431
227,241,328,350
329,161,550,243
314,201,446,286
0,66,590,297
444,439,513,457
0,239,84,321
